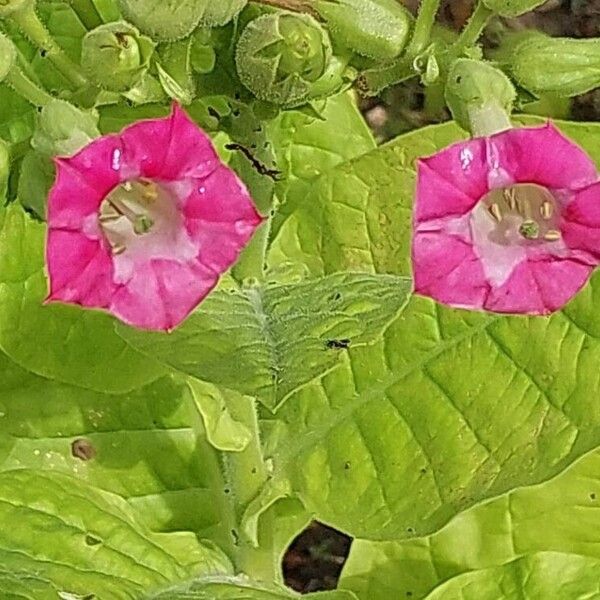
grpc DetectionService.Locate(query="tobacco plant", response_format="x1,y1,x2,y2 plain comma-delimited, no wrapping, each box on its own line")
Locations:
1,0,600,598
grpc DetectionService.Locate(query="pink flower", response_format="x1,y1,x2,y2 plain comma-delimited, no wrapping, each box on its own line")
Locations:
412,123,600,315
46,104,263,331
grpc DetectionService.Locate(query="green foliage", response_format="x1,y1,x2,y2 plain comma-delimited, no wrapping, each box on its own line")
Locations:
482,0,547,17
0,32,16,81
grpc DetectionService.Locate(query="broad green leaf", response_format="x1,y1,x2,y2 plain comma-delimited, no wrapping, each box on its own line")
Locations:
0,351,234,539
148,575,357,599
0,86,35,144
266,93,375,273
0,204,167,393
17,150,54,218
117,273,411,410
253,119,600,541
341,447,600,599
424,552,600,599
0,469,231,598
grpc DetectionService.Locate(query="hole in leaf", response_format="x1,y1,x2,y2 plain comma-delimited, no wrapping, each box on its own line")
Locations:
283,522,352,593
71,438,97,461
85,534,101,546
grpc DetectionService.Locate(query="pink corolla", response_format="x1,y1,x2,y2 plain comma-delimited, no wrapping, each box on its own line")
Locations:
413,123,600,314
46,104,262,330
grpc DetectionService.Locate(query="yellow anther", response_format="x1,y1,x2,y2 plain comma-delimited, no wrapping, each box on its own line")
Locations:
540,201,553,220
544,230,561,242
488,203,503,222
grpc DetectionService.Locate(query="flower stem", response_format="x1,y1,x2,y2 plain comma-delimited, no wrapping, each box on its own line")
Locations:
405,0,442,57
453,1,494,54
9,4,88,89
3,62,54,107
68,0,103,29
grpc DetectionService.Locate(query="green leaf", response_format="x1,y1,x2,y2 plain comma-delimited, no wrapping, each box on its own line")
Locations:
117,273,411,410
341,447,600,598
252,118,600,542
0,351,231,537
0,469,231,598
424,553,600,599
0,204,167,394
148,575,357,599
0,86,35,144
17,150,54,218
266,93,375,272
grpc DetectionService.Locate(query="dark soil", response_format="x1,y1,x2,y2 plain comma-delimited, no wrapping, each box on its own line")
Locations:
282,0,600,594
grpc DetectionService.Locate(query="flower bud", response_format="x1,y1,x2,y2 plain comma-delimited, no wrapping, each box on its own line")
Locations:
510,36,600,98
0,32,16,82
31,99,100,157
314,0,412,59
81,21,154,92
0,0,32,17
308,54,354,100
0,138,9,201
445,59,516,137
236,11,332,107
118,0,201,41
482,0,546,17
200,0,247,26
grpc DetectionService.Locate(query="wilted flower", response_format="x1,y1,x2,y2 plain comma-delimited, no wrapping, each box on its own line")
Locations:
413,123,600,315
46,104,262,331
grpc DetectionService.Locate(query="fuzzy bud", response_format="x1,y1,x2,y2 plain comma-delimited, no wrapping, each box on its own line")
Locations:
200,0,247,26
510,36,600,98
236,11,332,107
314,0,412,59
81,21,154,92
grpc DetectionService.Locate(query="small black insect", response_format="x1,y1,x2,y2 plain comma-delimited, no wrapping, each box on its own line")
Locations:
325,338,351,350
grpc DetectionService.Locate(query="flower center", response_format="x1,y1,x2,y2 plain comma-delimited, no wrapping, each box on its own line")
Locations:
99,178,168,254
481,183,561,246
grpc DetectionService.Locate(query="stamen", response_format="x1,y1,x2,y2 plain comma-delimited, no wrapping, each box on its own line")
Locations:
519,220,540,240
540,201,553,220
488,203,503,222
544,229,561,241
98,213,120,223
111,244,126,255
503,188,516,210
140,179,158,202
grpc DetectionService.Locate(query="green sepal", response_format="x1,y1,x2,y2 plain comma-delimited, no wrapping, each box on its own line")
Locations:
81,21,155,92
31,99,100,157
236,11,332,108
199,0,247,27
510,36,600,98
445,58,515,136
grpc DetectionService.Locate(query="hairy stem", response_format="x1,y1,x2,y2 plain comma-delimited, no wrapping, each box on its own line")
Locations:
453,1,494,54
4,62,54,106
405,0,442,57
10,3,88,88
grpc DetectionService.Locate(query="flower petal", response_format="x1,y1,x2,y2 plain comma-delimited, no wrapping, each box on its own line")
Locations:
413,231,490,309
185,165,264,224
47,159,104,230
489,123,598,192
61,135,124,198
110,259,217,330
416,137,488,223
46,229,117,307
562,182,600,260
485,257,592,315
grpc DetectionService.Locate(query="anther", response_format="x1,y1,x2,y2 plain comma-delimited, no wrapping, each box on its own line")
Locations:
99,213,120,223
488,203,503,222
503,188,517,211
519,220,540,240
112,244,126,255
544,229,561,241
540,201,553,220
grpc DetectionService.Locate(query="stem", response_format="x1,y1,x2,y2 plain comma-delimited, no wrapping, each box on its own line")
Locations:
453,1,494,54
357,59,416,97
405,0,442,57
68,0,103,29
224,394,277,582
10,4,88,88
4,63,53,106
